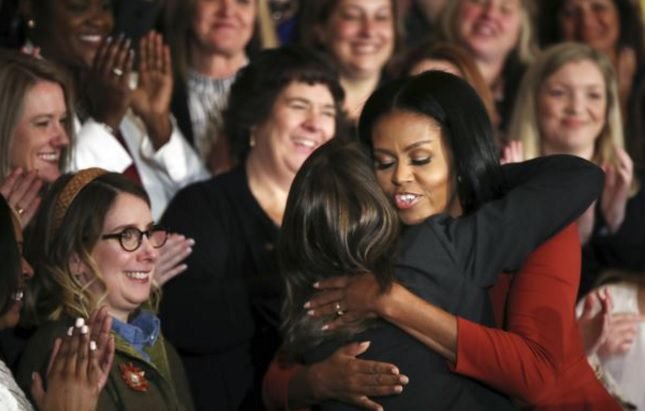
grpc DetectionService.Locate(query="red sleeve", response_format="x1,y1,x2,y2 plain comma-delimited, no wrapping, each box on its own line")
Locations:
454,223,580,403
262,351,307,411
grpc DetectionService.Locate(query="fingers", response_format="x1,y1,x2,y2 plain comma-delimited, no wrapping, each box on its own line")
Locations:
30,372,46,411
47,338,63,377
350,395,385,411
139,31,165,75
154,234,193,285
314,276,351,290
0,168,23,197
89,306,113,366
87,306,115,389
580,291,599,320
339,341,372,357
500,140,524,165
76,321,92,379
305,289,344,314
1,169,43,227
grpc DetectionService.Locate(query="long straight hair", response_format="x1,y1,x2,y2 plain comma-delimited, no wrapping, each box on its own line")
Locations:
280,139,400,358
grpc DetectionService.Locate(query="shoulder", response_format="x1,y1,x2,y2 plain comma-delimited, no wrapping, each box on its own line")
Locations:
162,167,247,228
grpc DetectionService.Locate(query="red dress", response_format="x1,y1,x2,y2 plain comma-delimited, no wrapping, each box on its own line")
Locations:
454,224,620,410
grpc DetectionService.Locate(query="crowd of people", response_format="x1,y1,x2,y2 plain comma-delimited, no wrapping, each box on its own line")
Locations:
0,0,643,410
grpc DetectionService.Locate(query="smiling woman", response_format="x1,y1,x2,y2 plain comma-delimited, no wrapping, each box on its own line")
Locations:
16,169,194,411
299,0,399,121
159,46,345,410
0,50,73,228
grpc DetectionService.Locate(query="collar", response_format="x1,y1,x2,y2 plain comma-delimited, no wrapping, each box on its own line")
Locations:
111,311,161,361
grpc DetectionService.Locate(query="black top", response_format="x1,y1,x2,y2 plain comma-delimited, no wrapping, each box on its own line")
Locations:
305,155,604,410
581,169,645,296
160,166,280,411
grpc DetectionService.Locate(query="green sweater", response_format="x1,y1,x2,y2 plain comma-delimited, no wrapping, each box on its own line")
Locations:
16,316,194,411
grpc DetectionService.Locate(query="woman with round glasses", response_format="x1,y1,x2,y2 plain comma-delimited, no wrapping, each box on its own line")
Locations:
15,168,194,411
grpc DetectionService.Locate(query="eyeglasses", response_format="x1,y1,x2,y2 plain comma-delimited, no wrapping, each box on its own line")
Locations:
101,227,168,252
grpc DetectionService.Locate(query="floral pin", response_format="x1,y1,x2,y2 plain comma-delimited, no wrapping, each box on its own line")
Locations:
119,362,149,392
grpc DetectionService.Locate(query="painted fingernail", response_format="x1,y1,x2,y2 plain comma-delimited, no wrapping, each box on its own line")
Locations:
394,385,403,393
313,282,320,289
400,375,409,384
187,239,196,246
75,317,85,328
124,38,132,48
106,36,112,43
89,340,97,351
67,326,74,336
321,324,329,331
303,301,311,309
307,310,315,316
117,32,124,41
80,325,89,335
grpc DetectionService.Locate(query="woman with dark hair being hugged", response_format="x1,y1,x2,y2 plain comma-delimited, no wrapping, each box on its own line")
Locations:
159,46,346,410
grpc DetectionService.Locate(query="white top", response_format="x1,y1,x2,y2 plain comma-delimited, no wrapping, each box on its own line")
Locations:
186,69,238,161
0,359,33,411
599,282,645,410
71,111,210,220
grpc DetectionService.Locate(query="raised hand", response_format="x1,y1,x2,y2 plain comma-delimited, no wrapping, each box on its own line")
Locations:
597,312,643,358
601,147,633,233
0,168,42,228
131,31,173,149
86,35,135,130
500,140,524,165
154,233,194,286
578,288,612,356
30,307,115,411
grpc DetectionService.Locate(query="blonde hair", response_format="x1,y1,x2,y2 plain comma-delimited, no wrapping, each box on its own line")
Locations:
164,0,272,81
507,42,624,167
437,0,538,65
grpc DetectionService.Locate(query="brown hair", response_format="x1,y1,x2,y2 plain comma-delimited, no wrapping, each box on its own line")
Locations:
0,49,74,181
23,171,158,325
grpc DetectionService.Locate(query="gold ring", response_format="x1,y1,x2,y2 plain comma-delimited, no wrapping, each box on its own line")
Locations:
112,67,124,77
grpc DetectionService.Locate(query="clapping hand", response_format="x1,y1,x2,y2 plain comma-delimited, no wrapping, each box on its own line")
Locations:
601,147,633,234
86,35,135,130
0,168,42,228
131,31,173,149
154,233,194,286
31,306,115,411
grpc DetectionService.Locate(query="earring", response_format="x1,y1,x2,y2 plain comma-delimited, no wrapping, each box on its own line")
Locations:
26,19,35,29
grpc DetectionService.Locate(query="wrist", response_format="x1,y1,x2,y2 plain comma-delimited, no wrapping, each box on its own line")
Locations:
144,114,172,149
377,282,405,321
92,114,122,131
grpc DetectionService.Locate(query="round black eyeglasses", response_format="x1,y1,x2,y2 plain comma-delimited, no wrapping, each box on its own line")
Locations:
101,227,168,252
